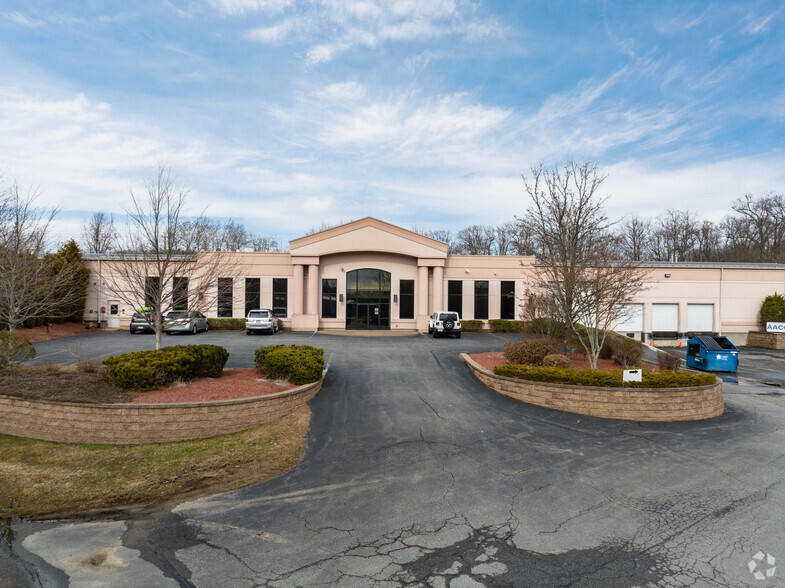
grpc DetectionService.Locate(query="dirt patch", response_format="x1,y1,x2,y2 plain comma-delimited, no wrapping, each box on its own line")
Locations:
13,322,94,343
469,352,659,372
132,368,294,403
0,366,133,403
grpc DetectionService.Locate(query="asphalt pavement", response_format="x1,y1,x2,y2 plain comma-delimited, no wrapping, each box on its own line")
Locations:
4,331,785,587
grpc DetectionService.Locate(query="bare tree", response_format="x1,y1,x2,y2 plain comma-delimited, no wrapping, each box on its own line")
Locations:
455,224,496,255
250,235,282,252
80,211,117,254
0,180,88,331
103,164,238,349
520,161,647,369
410,226,457,252
617,216,652,261
694,220,723,262
653,209,699,261
728,193,785,262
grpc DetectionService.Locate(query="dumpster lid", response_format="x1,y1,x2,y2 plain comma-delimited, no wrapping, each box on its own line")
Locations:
694,335,734,351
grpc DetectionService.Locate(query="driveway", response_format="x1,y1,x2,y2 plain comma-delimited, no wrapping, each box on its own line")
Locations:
5,332,785,587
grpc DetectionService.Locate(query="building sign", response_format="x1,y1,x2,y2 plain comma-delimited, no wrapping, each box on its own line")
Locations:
623,369,642,382
766,322,785,333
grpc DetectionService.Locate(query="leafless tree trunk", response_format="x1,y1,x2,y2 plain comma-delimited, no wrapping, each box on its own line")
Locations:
617,216,652,261
103,164,238,349
653,209,699,261
80,211,117,254
0,180,88,331
520,161,647,369
410,226,457,253
455,225,496,255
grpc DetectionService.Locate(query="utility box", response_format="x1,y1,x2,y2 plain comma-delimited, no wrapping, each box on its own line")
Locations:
686,335,738,372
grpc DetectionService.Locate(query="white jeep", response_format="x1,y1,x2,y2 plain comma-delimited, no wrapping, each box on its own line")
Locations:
428,311,462,338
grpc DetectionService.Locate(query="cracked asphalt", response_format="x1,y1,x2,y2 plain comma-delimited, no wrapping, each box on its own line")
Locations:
3,331,785,587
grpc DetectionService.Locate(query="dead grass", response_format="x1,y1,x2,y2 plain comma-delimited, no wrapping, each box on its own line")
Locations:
0,406,310,519
0,365,132,403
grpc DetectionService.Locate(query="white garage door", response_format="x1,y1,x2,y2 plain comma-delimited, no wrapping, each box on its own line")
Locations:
616,303,643,332
687,304,713,332
652,304,678,332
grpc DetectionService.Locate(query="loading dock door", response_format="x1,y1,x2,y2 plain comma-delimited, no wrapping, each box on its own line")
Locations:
616,303,643,332
651,303,678,337
687,304,713,333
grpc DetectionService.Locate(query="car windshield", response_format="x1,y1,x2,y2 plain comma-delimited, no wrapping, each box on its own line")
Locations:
248,311,270,319
166,311,187,319
132,313,149,320
438,313,459,321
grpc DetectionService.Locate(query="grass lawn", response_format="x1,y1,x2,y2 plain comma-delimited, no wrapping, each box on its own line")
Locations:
0,406,310,519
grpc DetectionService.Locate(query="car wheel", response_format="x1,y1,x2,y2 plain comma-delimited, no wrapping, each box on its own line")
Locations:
455,333,461,339
432,331,438,338
428,326,432,334
192,324,197,335
205,322,209,332
246,330,252,336
165,332,172,336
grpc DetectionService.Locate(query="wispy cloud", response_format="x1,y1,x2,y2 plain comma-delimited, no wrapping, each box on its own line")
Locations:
3,11,44,28
227,0,504,63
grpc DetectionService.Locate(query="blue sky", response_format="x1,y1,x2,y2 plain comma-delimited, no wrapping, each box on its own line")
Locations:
1,0,784,245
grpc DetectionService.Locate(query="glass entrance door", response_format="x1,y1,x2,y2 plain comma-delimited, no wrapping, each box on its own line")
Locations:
345,269,391,330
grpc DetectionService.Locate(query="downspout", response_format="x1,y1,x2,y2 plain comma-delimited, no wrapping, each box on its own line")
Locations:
97,257,102,328
718,267,723,336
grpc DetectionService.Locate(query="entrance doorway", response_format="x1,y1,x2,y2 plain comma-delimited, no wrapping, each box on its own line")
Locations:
107,300,121,328
345,269,390,330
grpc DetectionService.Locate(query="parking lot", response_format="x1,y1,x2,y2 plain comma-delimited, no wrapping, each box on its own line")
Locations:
7,331,785,587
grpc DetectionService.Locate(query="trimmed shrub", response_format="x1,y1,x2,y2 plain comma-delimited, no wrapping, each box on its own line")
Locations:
658,351,682,371
277,318,284,331
488,320,525,333
521,318,567,338
612,337,644,368
461,320,485,332
102,344,230,390
206,318,246,330
542,353,570,368
254,344,324,385
760,293,785,323
493,365,715,388
504,338,560,366
0,331,36,368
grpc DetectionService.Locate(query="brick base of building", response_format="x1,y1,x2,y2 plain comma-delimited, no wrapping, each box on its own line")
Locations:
747,331,785,350
461,354,723,422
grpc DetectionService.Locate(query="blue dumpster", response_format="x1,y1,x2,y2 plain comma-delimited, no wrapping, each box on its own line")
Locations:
685,335,738,372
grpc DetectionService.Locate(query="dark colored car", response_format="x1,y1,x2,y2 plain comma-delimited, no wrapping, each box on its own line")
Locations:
129,312,155,334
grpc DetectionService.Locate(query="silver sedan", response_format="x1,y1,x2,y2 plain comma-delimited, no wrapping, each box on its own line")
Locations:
163,311,209,335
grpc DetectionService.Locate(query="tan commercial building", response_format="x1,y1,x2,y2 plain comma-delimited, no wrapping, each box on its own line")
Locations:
83,217,785,346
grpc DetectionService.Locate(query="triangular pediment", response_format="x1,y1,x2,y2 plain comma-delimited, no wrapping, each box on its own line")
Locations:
289,217,447,259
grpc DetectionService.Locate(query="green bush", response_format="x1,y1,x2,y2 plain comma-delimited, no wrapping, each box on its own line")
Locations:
504,338,560,366
254,345,324,385
521,317,568,338
460,320,485,332
612,337,644,368
760,293,785,323
488,320,525,333
206,318,246,330
493,365,715,388
0,331,36,368
658,351,682,371
542,353,570,368
102,344,230,390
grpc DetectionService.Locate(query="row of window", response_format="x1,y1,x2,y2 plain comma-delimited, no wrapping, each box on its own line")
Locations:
144,277,516,320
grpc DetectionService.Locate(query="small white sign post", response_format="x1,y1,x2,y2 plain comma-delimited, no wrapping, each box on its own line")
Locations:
623,369,642,383
766,322,785,333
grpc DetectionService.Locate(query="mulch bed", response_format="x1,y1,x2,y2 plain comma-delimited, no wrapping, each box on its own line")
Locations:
14,322,94,343
469,352,659,372
0,367,293,404
132,369,294,403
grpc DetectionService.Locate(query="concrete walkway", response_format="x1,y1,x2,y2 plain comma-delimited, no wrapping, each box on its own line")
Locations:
5,332,785,587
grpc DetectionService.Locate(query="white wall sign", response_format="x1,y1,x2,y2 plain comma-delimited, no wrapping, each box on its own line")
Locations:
766,322,785,333
623,369,643,382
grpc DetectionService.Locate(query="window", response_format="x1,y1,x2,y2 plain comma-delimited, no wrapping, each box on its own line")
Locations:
399,279,414,319
217,278,233,318
273,278,288,317
144,276,160,309
500,281,515,320
322,279,337,318
173,277,189,311
448,281,462,315
245,278,260,317
474,281,489,320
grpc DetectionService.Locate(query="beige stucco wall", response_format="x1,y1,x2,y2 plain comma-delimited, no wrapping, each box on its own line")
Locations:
80,219,785,339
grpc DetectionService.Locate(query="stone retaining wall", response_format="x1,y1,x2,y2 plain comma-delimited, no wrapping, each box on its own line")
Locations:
461,355,723,422
747,331,785,350
0,373,325,445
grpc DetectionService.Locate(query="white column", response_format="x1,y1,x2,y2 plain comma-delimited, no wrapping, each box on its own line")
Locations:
432,266,444,312
418,265,429,317
307,264,319,315
293,264,304,315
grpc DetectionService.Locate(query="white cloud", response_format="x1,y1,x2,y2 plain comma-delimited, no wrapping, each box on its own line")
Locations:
3,11,44,28
234,0,503,63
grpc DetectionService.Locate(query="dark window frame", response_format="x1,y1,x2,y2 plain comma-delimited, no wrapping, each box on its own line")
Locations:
272,278,288,318
500,281,515,320
245,278,260,317
448,280,463,315
173,277,189,311
399,279,415,319
322,278,337,318
474,280,489,320
217,277,233,318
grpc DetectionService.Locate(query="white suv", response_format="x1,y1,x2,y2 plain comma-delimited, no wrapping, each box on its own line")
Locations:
245,309,279,335
428,311,462,338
